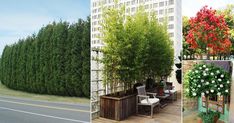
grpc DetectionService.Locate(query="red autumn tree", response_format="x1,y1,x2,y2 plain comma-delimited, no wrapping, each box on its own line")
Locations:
186,6,231,56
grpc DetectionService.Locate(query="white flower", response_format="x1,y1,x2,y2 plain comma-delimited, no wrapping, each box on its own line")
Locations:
217,92,221,96
192,88,195,91
201,92,205,96
212,80,215,83
203,73,207,76
216,70,220,74
225,90,229,93
193,93,197,96
199,67,202,70
221,74,224,78
214,85,217,87
203,65,206,68
211,73,214,76
218,79,222,82
206,91,209,94
195,70,198,73
227,81,230,84
210,90,214,93
201,79,204,82
206,82,209,85
198,85,201,88
198,76,201,78
220,84,223,88
215,76,217,78
218,88,220,90
205,68,209,71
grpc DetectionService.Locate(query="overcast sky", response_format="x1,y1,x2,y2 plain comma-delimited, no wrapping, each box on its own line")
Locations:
183,0,234,17
0,0,90,55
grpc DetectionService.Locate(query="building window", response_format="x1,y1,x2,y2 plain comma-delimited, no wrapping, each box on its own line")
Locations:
153,3,158,8
169,0,174,5
126,1,130,6
169,32,174,37
159,2,164,7
126,8,130,13
159,9,164,15
168,24,174,29
145,4,149,9
168,8,174,13
169,16,174,21
139,0,144,4
159,17,164,22
131,7,135,12
131,0,135,5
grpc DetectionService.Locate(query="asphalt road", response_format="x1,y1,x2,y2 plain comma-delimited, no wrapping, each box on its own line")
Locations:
0,96,90,123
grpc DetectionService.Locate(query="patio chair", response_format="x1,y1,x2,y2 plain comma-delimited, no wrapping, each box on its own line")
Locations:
136,85,160,118
164,82,177,101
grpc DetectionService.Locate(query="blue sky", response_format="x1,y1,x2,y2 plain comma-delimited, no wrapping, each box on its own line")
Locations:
183,0,234,17
0,0,90,55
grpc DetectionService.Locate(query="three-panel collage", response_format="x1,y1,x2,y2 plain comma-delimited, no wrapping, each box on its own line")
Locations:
0,0,234,123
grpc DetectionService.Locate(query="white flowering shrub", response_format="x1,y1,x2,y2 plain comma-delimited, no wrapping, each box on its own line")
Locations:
187,63,231,98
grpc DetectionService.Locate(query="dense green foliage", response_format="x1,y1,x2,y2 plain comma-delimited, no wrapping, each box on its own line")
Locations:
198,110,220,123
101,6,174,93
0,17,90,97
187,63,231,98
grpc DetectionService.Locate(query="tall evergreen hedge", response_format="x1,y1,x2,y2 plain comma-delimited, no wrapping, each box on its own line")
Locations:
0,17,90,97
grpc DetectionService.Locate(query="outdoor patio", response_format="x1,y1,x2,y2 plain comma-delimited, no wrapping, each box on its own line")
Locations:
93,91,181,123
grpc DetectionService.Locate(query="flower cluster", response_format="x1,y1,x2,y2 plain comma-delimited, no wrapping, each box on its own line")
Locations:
187,63,231,97
186,6,231,54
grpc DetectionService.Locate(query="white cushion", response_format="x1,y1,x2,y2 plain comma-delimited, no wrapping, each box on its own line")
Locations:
140,98,159,104
164,89,177,93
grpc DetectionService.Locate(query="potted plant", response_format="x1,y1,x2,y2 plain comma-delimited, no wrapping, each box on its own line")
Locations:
186,63,231,123
198,111,220,123
158,80,165,96
99,5,174,121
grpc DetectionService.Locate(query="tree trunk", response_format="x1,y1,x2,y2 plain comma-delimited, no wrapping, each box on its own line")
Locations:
199,54,202,60
206,96,209,114
207,53,210,60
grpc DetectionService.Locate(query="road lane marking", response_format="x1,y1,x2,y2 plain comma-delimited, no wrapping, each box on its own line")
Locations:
0,107,89,123
0,95,89,107
0,99,89,113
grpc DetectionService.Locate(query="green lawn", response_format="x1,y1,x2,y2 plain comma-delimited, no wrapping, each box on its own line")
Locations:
0,82,90,104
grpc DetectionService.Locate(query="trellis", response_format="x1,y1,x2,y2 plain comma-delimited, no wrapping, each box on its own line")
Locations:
91,48,124,119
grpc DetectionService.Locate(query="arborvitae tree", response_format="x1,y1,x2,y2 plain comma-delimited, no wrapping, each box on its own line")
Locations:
65,24,76,96
71,19,84,96
0,18,90,97
82,17,90,97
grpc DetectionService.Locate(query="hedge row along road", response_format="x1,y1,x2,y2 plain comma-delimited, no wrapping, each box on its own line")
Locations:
0,17,90,97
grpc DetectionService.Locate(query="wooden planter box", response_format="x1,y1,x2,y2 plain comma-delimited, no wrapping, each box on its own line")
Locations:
100,93,137,121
